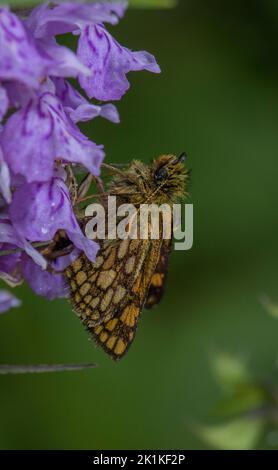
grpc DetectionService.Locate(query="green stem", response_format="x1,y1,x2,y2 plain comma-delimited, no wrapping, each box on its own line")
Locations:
0,363,98,375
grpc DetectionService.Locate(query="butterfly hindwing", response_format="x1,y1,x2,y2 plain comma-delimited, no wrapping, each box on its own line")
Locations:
144,237,172,309
89,238,163,359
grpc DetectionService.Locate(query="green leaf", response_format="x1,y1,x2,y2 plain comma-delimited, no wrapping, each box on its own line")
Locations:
213,384,268,418
195,418,264,450
260,294,278,319
211,351,252,389
0,0,177,9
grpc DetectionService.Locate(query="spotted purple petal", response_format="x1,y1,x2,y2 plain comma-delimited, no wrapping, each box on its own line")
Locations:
0,289,21,313
0,220,47,270
3,81,31,109
53,77,86,108
21,255,67,300
0,6,90,90
1,91,104,182
37,37,90,78
66,229,99,262
27,1,128,38
9,177,99,262
0,7,51,88
70,102,120,123
78,24,161,101
53,247,80,271
54,77,119,123
5,77,54,109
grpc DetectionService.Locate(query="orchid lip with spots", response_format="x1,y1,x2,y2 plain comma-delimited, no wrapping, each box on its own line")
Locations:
0,1,161,307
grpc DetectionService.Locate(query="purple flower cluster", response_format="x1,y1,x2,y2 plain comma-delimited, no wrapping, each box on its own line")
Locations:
0,1,160,306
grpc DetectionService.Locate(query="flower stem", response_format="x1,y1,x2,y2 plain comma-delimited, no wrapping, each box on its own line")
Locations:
0,363,98,375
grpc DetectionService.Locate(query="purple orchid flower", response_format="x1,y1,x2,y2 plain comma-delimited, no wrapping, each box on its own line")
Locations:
0,6,52,89
78,23,161,101
26,1,128,38
21,255,68,300
1,89,104,182
9,174,99,262
0,7,88,89
21,247,80,300
0,289,21,313
0,1,160,302
53,77,119,123
25,1,160,101
0,217,47,270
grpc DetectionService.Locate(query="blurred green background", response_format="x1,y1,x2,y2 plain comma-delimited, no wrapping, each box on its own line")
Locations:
1,0,278,450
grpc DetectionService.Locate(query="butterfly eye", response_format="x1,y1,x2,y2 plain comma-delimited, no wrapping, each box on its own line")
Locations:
154,166,168,182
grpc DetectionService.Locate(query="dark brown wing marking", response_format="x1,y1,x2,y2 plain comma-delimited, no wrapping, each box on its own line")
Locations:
144,237,172,309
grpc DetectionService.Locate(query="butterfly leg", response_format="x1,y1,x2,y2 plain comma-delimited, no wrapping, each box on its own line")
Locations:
77,173,106,205
65,165,79,206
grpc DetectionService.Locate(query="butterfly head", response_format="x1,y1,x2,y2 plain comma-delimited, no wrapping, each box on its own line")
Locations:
109,153,190,205
151,153,189,203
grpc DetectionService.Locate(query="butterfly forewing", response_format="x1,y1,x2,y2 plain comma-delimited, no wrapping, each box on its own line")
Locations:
65,236,163,359
66,238,146,326
90,238,162,359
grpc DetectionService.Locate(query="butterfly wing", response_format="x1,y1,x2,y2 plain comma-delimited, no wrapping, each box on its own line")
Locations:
144,237,172,309
89,237,163,359
66,238,147,325
66,190,174,359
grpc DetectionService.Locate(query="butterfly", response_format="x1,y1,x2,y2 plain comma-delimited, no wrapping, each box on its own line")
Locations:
65,153,189,360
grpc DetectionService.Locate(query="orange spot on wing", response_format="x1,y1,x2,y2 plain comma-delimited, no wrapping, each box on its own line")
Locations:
151,273,163,287
114,338,127,356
